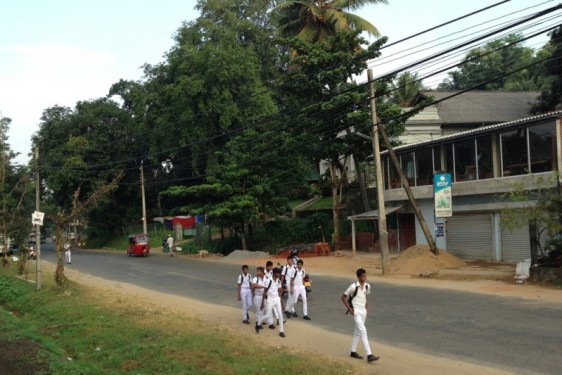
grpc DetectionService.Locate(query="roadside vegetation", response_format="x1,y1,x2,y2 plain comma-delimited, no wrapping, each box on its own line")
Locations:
0,268,349,374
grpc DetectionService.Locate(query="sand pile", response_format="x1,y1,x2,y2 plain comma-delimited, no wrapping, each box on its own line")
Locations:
391,244,466,276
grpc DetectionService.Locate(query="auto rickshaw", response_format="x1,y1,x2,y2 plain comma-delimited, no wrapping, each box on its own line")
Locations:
127,234,150,257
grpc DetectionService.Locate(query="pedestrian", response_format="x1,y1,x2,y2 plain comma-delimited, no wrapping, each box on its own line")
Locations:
251,267,269,328
64,240,71,264
281,256,296,319
264,260,283,325
341,268,380,363
286,259,311,320
237,265,253,324
166,234,175,257
255,267,285,338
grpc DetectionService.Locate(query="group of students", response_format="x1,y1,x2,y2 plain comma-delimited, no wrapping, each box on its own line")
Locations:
237,260,380,363
237,257,310,338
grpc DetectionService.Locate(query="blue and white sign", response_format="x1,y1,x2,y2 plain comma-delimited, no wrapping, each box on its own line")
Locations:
434,174,452,218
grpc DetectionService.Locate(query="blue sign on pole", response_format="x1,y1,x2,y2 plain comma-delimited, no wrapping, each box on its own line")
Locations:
434,173,452,218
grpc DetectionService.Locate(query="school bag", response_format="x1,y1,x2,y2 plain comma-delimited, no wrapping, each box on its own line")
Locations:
345,283,369,315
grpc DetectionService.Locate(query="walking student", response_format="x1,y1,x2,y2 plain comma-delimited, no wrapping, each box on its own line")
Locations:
251,267,269,328
281,256,296,318
64,240,71,264
286,259,310,320
256,267,285,338
341,268,379,363
237,265,253,324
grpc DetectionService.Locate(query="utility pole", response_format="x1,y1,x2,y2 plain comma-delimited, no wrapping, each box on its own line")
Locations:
140,160,147,234
368,84,438,256
35,147,42,290
368,70,391,275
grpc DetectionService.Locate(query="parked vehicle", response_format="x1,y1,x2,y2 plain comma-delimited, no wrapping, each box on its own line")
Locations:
127,234,150,257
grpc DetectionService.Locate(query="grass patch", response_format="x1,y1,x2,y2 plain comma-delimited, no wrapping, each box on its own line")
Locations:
303,196,333,210
0,267,349,374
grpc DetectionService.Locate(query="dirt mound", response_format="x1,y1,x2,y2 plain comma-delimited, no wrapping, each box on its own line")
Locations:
391,245,466,276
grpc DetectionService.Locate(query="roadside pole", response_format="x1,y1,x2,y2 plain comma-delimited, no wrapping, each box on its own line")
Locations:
367,69,391,275
141,160,147,234
35,147,41,290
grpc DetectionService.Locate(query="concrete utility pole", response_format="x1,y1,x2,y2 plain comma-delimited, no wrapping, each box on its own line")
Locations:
367,81,438,255
35,147,42,290
367,70,391,275
140,160,147,234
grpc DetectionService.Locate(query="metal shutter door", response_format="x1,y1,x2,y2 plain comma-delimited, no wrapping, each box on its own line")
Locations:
501,218,531,262
447,214,494,260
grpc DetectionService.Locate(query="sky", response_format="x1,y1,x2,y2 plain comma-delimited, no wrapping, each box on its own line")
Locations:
0,0,556,165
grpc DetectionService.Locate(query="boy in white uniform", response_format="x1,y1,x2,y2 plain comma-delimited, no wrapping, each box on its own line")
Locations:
64,241,71,264
286,259,310,320
281,257,296,318
251,267,271,328
237,265,253,324
256,268,285,338
341,268,379,363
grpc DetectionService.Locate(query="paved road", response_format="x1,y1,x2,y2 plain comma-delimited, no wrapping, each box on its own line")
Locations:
41,244,562,375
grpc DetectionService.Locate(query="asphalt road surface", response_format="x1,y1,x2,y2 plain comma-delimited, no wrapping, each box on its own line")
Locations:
40,244,562,375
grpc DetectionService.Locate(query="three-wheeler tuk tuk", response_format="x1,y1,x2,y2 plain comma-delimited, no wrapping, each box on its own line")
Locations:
127,234,150,257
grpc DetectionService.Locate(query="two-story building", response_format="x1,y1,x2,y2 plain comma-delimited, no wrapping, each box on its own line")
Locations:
372,111,562,262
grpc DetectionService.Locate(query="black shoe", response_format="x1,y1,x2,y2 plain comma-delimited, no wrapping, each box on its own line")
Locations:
242,319,250,324
246,314,250,320
261,322,266,326
255,324,260,334
286,312,291,319
350,352,363,360
269,324,275,329
279,332,285,338
367,354,380,362
303,315,311,320
292,312,298,318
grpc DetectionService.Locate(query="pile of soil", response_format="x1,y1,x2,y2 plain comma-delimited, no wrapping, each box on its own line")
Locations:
391,245,466,276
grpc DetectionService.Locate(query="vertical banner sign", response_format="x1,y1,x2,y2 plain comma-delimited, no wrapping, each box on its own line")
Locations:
434,174,452,218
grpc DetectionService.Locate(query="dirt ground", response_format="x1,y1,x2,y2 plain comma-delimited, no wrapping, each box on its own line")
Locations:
58,249,561,375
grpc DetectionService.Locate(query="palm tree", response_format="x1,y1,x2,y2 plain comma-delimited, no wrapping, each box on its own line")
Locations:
273,0,388,43
391,71,425,106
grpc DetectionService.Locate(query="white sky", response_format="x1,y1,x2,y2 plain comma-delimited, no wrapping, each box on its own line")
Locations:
0,0,556,165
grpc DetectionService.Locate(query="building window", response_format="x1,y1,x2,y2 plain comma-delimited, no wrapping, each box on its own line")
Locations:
389,155,401,189
416,148,433,186
454,139,476,181
476,135,494,179
433,146,443,172
501,129,528,176
402,152,415,186
444,144,454,179
528,123,556,173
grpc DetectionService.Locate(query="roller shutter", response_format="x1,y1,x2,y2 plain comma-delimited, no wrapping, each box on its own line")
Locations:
447,214,494,260
501,217,531,262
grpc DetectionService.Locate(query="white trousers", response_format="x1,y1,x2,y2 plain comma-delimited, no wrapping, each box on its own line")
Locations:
253,295,273,324
65,250,71,264
351,309,372,355
240,288,252,320
284,283,295,313
286,285,307,316
258,298,284,333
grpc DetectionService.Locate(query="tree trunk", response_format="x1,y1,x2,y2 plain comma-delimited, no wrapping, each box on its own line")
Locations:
54,222,66,287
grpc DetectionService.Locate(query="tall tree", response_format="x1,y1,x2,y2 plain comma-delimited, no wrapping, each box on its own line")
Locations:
438,34,540,91
531,26,562,113
273,0,388,43
390,71,424,106
0,116,31,267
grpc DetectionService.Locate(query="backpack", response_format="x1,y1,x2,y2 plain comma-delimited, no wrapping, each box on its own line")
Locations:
346,283,369,315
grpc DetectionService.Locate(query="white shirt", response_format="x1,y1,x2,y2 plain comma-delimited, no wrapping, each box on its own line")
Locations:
282,264,296,280
265,278,282,302
292,268,306,286
252,276,267,297
238,273,252,289
344,282,370,311
265,269,273,279
166,236,174,248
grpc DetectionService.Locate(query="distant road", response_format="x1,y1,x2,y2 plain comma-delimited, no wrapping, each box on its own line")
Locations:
40,244,562,375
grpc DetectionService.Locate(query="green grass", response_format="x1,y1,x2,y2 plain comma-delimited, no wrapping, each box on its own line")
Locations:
304,196,333,210
0,267,349,374
288,199,308,209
